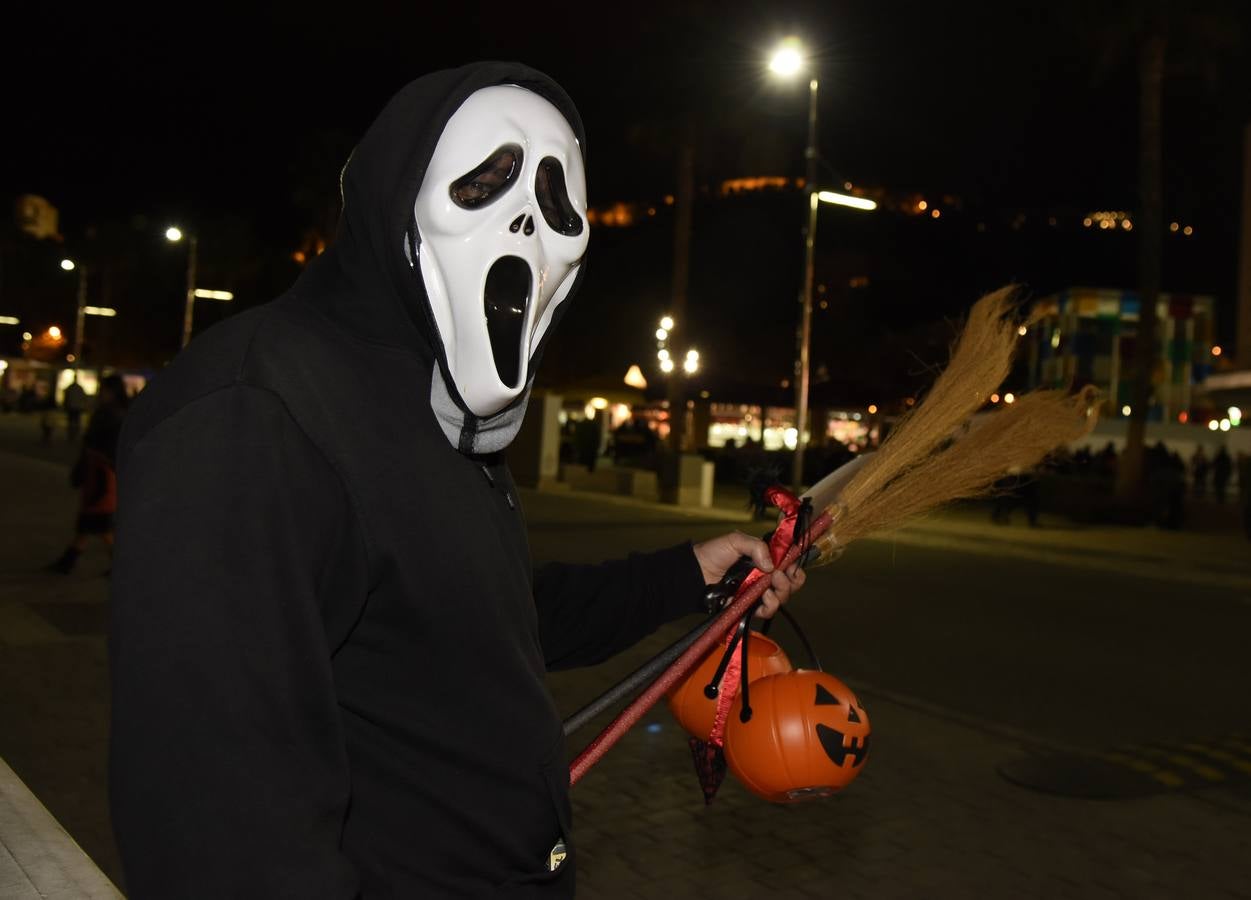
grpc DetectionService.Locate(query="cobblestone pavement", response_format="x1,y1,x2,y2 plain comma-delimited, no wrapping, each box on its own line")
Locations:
2,441,1250,897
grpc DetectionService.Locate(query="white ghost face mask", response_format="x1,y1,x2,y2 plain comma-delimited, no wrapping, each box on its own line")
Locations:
412,84,589,440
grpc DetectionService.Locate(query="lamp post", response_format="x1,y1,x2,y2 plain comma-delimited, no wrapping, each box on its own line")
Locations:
166,227,199,349
769,38,819,490
60,258,90,366
655,315,699,450
655,315,698,378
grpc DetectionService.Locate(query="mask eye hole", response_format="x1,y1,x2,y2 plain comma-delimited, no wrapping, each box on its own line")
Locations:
450,144,523,209
535,157,584,236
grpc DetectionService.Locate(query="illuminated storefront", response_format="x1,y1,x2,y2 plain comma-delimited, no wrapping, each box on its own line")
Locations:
706,403,874,451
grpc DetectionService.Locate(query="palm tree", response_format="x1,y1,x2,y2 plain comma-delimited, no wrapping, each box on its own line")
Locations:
1116,10,1166,500
1103,0,1241,499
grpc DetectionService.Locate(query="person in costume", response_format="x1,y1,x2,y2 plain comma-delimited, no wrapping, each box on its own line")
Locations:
109,62,806,898
47,374,128,574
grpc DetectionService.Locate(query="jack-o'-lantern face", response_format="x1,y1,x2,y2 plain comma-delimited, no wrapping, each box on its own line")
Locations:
723,670,871,803
666,632,792,741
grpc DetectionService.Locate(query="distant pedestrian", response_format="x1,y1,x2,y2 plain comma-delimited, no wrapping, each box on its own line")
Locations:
1020,475,1041,527
991,467,1037,525
47,374,129,574
1146,452,1184,529
1213,446,1233,504
1190,445,1210,499
574,414,601,472
1238,454,1251,540
40,405,57,443
1096,441,1118,480
63,377,88,441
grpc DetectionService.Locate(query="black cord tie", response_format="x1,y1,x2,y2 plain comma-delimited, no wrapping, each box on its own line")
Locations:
738,601,762,723
703,616,748,699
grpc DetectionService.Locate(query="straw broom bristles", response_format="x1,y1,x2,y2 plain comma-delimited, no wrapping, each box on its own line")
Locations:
809,288,1099,563
819,286,1022,507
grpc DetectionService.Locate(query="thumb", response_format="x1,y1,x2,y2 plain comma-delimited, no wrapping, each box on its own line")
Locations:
722,531,773,573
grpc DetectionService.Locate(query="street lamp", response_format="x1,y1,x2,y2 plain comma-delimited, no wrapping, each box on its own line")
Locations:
60,258,89,365
166,227,235,348
769,36,820,490
655,315,698,377
166,227,199,349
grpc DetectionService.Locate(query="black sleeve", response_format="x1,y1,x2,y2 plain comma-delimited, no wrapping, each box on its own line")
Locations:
109,383,365,899
534,542,707,670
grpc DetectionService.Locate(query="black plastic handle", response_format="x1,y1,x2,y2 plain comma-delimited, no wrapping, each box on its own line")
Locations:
700,554,756,614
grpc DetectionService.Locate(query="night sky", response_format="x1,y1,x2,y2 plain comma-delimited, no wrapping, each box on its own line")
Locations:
4,0,1250,392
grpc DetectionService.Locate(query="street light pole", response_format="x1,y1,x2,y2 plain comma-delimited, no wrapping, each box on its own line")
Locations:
69,263,88,366
792,76,819,492
180,233,199,350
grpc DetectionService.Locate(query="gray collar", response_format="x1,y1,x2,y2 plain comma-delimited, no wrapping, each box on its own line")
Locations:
429,366,532,455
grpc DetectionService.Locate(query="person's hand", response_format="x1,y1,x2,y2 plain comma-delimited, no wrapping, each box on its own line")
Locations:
691,531,807,619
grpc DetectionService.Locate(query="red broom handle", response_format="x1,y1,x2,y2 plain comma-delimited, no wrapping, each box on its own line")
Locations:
569,509,834,786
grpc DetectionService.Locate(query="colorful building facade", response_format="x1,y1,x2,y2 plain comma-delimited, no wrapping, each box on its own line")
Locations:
1031,287,1217,423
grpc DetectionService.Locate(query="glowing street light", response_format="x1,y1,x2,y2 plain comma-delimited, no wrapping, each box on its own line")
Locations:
60,258,76,272
194,289,234,301
817,191,877,211
768,38,804,76
656,315,697,377
48,325,63,340
167,225,202,348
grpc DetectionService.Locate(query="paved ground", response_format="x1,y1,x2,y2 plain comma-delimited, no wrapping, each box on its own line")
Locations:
2,410,1250,898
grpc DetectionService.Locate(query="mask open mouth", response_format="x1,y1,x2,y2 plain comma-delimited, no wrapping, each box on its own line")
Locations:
484,255,532,389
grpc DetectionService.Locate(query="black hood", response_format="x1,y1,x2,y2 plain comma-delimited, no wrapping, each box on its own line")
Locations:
295,61,588,379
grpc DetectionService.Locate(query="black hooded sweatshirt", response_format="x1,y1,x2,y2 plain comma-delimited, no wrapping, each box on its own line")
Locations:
109,62,706,898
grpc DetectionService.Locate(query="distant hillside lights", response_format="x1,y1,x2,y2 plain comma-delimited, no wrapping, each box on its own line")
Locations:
586,176,834,227
1082,211,1196,236
585,187,1209,234
720,176,800,195
586,202,638,228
